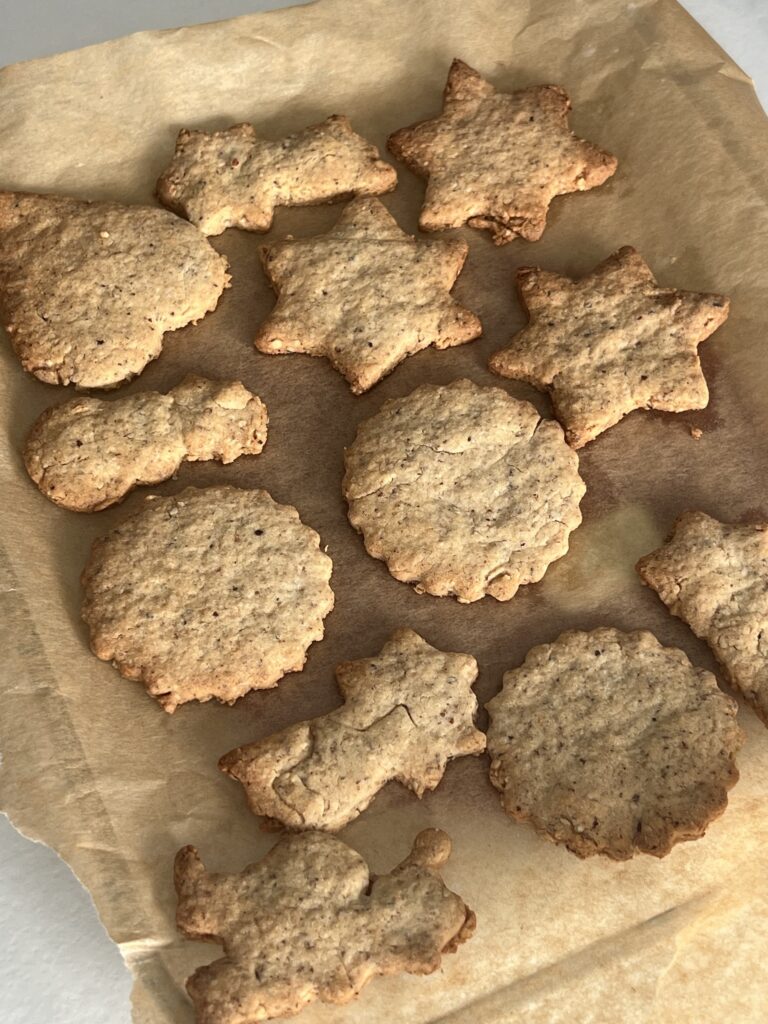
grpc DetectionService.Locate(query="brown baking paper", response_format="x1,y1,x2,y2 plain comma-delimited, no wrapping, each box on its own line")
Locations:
1,0,767,1020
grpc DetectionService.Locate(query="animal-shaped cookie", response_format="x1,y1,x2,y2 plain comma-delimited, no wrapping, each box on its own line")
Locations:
24,376,267,512
388,59,617,244
0,191,229,388
220,629,485,830
157,116,396,235
175,829,475,1023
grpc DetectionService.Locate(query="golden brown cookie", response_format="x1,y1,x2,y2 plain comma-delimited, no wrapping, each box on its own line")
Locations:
489,247,730,447
486,628,742,860
255,197,481,393
24,376,268,512
81,486,333,711
157,116,397,236
175,829,474,1024
220,628,485,830
638,512,768,726
0,191,230,388
388,59,617,244
343,379,585,602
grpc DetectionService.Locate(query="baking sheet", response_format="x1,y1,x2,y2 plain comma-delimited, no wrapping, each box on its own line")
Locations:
1,0,767,1021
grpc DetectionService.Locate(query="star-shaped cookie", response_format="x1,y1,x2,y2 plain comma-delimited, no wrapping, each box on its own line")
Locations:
255,197,482,393
638,512,768,726
157,115,397,236
489,247,730,447
220,629,485,831
388,59,617,244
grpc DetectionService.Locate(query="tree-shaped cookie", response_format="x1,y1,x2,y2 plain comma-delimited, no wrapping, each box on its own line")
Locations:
220,629,485,830
0,191,230,388
638,511,768,726
255,197,482,393
489,247,730,447
25,376,268,512
175,829,475,1023
157,116,397,236
388,59,617,244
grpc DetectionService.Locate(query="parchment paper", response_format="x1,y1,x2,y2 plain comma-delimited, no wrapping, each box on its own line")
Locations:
1,1,767,1021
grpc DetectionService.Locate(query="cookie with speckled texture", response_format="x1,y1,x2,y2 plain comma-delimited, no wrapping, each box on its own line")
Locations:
157,116,397,236
388,59,617,244
81,486,333,711
0,191,230,388
256,197,481,394
24,376,268,512
486,628,742,860
638,512,768,727
220,629,485,831
175,829,475,1024
343,379,585,603
489,247,730,447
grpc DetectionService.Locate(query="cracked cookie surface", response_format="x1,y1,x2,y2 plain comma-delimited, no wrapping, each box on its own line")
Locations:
24,376,267,512
638,511,768,726
157,116,396,236
388,59,616,244
175,828,475,1024
81,486,333,711
489,246,730,447
0,191,230,388
256,197,481,394
486,628,742,860
343,379,585,602
220,628,484,830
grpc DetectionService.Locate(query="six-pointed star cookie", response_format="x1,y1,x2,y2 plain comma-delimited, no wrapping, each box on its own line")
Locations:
157,115,397,236
81,486,334,711
220,628,485,831
0,191,230,388
175,829,474,1024
486,628,742,860
638,511,768,726
343,379,585,602
388,59,617,244
489,247,730,447
255,197,482,393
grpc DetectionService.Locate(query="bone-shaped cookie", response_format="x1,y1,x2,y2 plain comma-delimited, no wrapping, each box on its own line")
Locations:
220,628,485,830
175,828,475,1024
24,376,267,511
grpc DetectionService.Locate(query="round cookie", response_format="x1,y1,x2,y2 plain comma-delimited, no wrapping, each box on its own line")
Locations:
342,378,585,602
81,486,334,711
486,628,743,860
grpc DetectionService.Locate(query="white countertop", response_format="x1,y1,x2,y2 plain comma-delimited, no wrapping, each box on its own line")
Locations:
1,2,766,1022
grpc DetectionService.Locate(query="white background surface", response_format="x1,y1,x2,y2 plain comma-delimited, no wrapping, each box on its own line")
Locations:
1,2,767,1023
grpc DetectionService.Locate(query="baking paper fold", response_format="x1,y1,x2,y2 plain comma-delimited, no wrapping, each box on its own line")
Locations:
1,0,767,1021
